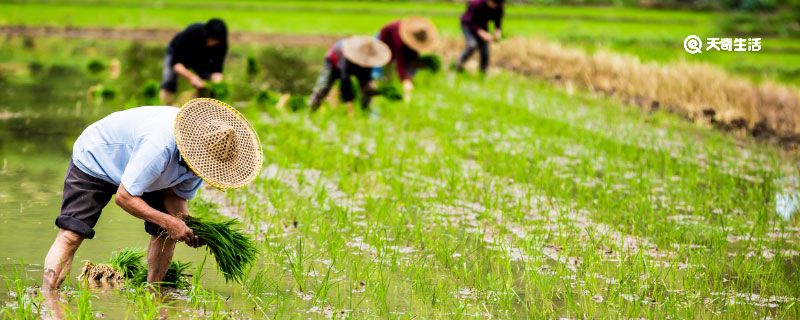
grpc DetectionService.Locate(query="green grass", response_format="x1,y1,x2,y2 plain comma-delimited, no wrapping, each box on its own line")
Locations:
1,0,799,85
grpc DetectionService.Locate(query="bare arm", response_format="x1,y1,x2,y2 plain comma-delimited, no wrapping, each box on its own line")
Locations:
115,185,200,246
210,72,223,83
476,28,494,42
173,63,205,88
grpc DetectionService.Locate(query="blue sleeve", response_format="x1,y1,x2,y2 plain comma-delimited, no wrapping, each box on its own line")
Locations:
371,66,383,80
120,142,171,197
171,177,203,200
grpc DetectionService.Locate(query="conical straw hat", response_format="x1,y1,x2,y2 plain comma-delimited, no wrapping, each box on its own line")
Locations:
398,16,439,53
342,35,392,68
174,98,263,190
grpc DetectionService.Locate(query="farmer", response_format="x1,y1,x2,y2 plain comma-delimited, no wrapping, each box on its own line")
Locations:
455,0,505,74
42,99,262,306
309,36,391,115
160,18,229,105
374,17,439,102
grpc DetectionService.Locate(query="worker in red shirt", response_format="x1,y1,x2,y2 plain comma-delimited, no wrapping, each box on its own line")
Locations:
374,17,439,102
455,0,505,74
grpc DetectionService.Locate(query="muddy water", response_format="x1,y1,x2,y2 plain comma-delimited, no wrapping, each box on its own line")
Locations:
0,39,251,316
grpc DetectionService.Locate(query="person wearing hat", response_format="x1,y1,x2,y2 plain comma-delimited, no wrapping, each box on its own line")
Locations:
160,18,229,105
42,99,262,301
374,17,439,102
309,36,391,115
455,0,505,74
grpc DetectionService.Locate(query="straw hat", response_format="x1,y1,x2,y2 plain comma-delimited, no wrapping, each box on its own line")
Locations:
398,16,439,53
342,35,392,68
174,98,263,190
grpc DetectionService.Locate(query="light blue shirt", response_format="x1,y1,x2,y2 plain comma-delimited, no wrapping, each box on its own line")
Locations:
72,106,202,199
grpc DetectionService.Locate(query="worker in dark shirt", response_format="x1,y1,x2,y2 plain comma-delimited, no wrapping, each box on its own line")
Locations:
374,17,439,102
309,36,391,116
455,0,504,74
159,18,229,105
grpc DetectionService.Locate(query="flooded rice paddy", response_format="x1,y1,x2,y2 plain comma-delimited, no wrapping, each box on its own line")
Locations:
1,35,799,318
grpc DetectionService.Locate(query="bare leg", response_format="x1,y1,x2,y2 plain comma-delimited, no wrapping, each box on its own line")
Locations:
43,229,84,290
147,234,176,284
159,89,175,106
42,229,84,319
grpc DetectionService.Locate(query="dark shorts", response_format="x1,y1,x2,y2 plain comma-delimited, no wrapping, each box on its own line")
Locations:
56,161,170,239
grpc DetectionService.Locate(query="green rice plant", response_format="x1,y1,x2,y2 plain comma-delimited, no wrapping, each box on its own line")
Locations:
130,260,192,289
417,54,442,73
107,248,146,279
375,84,403,101
185,215,258,283
86,59,106,74
197,82,230,100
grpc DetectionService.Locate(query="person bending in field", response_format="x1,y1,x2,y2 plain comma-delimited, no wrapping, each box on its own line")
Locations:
42,99,262,317
374,17,439,102
309,36,391,115
160,18,229,105
455,0,505,74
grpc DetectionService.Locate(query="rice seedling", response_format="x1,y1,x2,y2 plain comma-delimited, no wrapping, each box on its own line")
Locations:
79,248,191,288
185,215,259,283
107,247,146,279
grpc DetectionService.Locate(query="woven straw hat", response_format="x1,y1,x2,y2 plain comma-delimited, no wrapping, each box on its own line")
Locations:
174,98,263,190
398,16,439,53
342,35,392,68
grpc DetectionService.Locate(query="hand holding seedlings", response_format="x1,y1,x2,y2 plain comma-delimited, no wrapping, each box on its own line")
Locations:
167,216,203,248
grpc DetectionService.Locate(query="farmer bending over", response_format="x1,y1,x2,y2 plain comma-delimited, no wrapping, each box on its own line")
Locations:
160,18,229,105
455,0,505,74
374,17,439,102
42,99,262,311
309,36,391,115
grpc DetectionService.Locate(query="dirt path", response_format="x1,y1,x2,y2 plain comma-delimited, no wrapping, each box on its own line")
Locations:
0,25,338,47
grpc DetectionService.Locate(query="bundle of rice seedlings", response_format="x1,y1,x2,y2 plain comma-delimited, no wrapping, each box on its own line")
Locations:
107,248,146,279
185,216,257,283
79,248,192,288
375,84,403,101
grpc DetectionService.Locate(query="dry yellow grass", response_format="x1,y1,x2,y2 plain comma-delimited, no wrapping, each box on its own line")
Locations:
441,37,800,146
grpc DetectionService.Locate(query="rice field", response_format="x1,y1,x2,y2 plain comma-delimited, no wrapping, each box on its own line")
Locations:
1,1,799,319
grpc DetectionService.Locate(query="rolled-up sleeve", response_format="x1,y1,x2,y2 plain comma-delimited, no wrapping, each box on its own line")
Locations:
120,143,170,197
171,177,202,200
